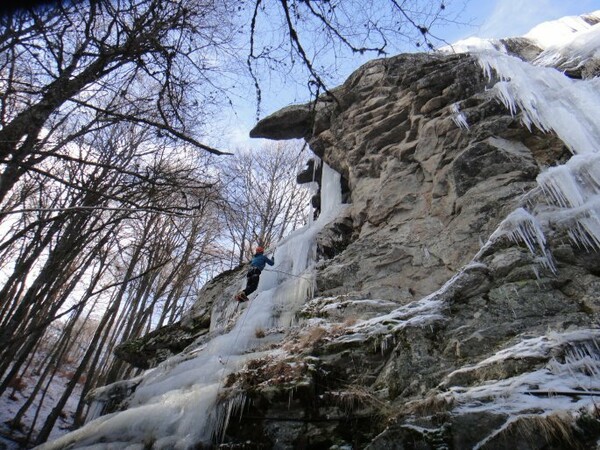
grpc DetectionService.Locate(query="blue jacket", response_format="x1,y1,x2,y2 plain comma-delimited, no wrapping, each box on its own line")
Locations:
250,253,274,271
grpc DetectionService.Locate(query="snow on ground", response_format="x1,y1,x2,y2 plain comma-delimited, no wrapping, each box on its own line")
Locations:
0,356,84,448
443,36,506,55
534,22,600,69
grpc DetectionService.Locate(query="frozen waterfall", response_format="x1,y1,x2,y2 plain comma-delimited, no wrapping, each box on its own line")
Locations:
38,163,344,450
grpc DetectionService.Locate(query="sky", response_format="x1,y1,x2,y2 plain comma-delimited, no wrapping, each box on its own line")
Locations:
458,0,600,40
225,0,600,151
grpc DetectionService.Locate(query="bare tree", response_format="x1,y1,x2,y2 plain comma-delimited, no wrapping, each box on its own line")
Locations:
241,0,459,116
0,122,222,442
221,141,312,266
0,0,235,209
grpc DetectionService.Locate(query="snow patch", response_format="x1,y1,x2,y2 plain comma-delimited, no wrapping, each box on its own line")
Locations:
524,11,600,49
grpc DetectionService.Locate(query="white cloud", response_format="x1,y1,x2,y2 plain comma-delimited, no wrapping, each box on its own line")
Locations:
479,0,600,39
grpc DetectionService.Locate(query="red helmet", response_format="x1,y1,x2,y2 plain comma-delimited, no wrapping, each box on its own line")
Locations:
256,246,264,253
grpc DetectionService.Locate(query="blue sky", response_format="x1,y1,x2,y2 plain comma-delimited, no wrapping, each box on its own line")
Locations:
224,0,600,149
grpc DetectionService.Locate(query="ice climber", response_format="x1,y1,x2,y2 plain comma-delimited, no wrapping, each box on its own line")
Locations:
236,246,274,302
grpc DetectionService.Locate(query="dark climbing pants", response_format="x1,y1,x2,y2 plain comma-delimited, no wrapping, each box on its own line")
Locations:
243,267,262,296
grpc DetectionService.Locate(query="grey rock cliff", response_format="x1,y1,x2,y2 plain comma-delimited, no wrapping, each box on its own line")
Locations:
77,39,600,450
231,52,599,448
253,53,567,302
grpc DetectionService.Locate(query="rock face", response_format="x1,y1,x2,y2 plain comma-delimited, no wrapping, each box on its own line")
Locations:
227,52,599,448
70,22,600,450
254,52,567,302
112,266,245,370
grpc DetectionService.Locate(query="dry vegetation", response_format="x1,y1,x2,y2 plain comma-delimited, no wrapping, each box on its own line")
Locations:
281,319,358,354
507,413,579,449
403,392,455,417
224,355,313,390
325,384,395,420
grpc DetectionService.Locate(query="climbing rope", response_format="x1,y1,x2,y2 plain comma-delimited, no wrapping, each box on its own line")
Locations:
215,267,312,375
262,268,313,282
216,266,312,371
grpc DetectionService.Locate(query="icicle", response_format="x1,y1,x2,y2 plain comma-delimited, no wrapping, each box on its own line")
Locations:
489,208,556,272
477,50,600,154
565,218,600,251
450,103,469,130
312,156,322,184
478,60,600,255
542,196,600,251
212,393,247,444
549,339,600,388
84,401,105,424
537,164,586,208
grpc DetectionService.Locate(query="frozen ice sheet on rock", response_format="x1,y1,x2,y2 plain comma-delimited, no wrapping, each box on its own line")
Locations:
332,264,486,343
473,38,600,257
478,51,600,153
450,330,600,373
485,208,555,272
443,330,600,418
300,296,398,321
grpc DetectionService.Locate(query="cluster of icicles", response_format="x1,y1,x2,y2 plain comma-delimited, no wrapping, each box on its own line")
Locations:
458,12,600,269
